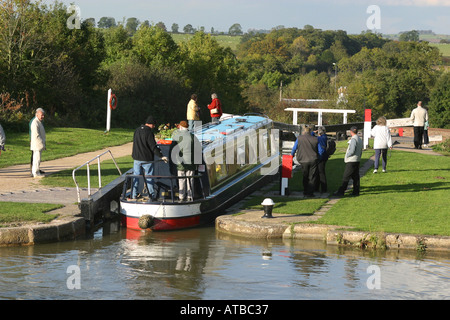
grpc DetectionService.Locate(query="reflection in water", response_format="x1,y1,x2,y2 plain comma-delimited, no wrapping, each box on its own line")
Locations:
0,222,449,300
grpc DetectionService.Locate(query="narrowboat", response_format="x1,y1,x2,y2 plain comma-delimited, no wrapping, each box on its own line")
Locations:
120,114,280,231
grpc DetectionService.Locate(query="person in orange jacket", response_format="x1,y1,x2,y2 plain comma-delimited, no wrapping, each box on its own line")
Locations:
207,93,223,123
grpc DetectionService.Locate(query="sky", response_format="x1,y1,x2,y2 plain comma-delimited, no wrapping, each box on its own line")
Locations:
42,0,450,35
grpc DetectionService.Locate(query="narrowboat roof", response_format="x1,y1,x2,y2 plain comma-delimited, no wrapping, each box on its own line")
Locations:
193,114,272,148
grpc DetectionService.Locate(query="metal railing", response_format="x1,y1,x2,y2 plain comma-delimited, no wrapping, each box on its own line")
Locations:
122,172,207,203
72,150,122,203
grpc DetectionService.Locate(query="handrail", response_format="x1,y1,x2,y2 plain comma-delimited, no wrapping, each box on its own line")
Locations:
72,150,122,203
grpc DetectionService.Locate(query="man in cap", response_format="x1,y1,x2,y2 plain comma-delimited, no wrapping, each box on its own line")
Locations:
334,126,363,197
171,120,201,201
131,115,168,200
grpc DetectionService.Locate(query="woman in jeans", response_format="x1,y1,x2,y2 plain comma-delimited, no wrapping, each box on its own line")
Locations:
371,116,392,173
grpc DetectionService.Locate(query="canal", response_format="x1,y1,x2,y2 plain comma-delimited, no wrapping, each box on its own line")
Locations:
0,221,449,300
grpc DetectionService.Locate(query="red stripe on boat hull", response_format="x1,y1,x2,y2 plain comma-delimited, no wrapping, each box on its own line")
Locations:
121,215,201,231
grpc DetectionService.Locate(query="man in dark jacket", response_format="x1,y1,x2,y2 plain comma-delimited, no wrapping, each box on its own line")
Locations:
131,116,168,200
291,126,319,197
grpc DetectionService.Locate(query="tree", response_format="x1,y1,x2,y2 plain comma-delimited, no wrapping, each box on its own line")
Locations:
229,23,243,36
337,41,441,119
156,21,166,31
126,17,139,34
132,25,180,68
179,32,246,116
428,72,450,129
102,25,133,65
183,24,195,34
98,17,116,29
84,18,95,27
171,23,179,33
0,0,41,94
399,30,419,42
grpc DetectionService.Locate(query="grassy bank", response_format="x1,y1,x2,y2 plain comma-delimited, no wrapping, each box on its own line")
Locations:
0,203,62,227
313,151,449,236
242,147,449,237
0,128,134,168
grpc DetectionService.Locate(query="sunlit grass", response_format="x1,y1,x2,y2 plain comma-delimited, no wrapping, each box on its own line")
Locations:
0,127,133,168
0,203,62,226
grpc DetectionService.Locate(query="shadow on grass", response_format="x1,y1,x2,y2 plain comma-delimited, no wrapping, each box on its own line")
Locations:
362,181,449,194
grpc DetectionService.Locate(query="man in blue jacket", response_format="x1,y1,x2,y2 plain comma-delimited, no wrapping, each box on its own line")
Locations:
291,126,319,197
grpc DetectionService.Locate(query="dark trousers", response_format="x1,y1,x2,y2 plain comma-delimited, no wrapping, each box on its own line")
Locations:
413,126,424,149
338,162,360,195
315,159,328,193
374,149,387,170
300,161,318,196
423,130,429,145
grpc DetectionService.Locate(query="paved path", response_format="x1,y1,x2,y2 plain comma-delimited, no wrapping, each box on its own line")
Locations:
0,143,132,204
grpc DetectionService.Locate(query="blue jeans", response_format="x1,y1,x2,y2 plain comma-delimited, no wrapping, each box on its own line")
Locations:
132,160,155,199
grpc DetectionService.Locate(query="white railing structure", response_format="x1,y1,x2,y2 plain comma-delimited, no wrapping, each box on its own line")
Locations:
72,150,122,203
285,107,356,126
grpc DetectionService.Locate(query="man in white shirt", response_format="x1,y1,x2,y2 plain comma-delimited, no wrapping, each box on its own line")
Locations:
410,101,428,149
30,108,46,178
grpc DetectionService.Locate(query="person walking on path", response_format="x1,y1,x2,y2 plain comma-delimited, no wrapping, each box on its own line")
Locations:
131,115,168,200
207,93,223,123
423,111,430,148
410,101,428,149
371,116,392,173
291,126,319,197
30,108,46,178
0,123,5,156
333,126,363,197
187,94,201,131
172,121,201,201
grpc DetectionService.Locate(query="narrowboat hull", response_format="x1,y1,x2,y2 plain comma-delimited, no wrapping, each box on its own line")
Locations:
120,160,279,231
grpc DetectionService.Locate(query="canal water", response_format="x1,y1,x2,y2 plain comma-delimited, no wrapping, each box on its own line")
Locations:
0,221,449,300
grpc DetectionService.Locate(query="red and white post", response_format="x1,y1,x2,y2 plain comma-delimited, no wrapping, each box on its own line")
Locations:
364,109,371,149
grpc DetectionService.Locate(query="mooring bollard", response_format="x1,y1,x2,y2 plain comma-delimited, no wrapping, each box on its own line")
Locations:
261,198,275,219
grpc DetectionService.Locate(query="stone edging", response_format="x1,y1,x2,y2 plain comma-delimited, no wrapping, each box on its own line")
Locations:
215,216,450,252
0,205,85,246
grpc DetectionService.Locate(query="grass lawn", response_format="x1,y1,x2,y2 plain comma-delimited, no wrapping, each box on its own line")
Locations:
240,195,328,216
0,127,134,168
171,33,241,51
241,141,450,237
313,151,450,236
0,203,62,227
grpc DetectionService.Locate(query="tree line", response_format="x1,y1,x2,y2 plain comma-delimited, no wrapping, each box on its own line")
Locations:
1,1,448,131
95,16,244,36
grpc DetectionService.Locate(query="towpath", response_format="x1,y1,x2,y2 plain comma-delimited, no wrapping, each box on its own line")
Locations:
0,142,132,204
